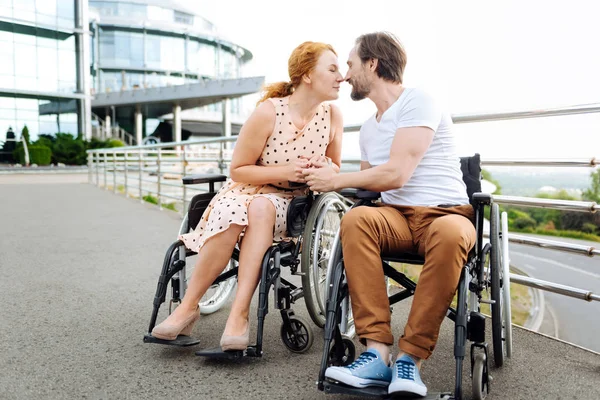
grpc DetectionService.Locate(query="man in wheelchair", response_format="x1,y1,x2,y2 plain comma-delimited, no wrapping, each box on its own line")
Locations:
303,32,476,397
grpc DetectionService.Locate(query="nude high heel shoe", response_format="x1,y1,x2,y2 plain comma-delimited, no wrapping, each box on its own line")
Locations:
220,320,250,351
151,308,200,341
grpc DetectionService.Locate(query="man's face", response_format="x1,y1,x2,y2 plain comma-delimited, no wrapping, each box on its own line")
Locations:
344,46,371,101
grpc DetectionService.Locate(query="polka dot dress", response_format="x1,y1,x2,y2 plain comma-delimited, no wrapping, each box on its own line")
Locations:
179,96,333,253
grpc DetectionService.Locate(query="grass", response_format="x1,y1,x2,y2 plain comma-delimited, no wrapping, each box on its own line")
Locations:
391,262,532,326
142,194,178,211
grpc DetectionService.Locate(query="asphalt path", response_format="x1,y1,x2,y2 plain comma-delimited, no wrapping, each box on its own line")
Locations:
1,181,599,399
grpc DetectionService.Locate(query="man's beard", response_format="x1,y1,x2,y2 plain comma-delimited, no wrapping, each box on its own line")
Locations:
350,79,370,101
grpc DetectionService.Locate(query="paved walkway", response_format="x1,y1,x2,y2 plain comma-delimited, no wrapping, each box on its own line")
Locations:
1,178,599,399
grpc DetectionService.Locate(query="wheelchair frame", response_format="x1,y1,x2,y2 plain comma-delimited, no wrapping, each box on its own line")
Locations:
143,173,349,357
317,154,512,400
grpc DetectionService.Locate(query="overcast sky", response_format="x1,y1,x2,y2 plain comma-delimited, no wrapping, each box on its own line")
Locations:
193,0,600,160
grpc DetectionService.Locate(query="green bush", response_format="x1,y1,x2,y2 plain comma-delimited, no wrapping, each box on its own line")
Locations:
52,133,87,165
14,144,52,165
581,223,598,234
513,215,537,230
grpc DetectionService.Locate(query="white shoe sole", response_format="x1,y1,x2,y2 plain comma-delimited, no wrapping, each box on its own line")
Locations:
325,368,390,388
388,380,427,397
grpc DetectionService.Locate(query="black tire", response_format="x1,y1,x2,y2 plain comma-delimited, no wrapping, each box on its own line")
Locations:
471,353,488,400
328,337,356,367
490,203,505,368
281,316,314,353
301,193,346,328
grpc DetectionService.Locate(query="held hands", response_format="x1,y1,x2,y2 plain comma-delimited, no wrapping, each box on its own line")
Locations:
301,155,337,192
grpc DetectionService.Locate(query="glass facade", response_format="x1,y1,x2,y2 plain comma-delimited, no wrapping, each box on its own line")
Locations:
0,0,75,29
89,1,249,115
0,0,82,143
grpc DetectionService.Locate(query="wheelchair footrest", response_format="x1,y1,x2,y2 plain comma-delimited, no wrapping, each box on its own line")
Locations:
323,381,451,399
195,347,247,359
143,334,200,347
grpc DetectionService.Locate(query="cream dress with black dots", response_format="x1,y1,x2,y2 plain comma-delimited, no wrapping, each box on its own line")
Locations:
179,96,334,253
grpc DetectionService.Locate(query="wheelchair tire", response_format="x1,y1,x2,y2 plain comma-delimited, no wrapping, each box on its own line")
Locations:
471,353,488,400
328,336,355,367
500,211,513,358
301,193,347,328
281,315,314,353
490,203,505,367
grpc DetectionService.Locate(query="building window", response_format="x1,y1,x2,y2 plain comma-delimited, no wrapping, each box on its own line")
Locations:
174,11,193,25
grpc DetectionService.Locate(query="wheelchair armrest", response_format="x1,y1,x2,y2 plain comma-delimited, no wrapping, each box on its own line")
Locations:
340,188,381,201
182,174,227,185
471,192,492,205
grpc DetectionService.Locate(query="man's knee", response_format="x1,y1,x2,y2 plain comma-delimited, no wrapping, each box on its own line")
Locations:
428,216,476,253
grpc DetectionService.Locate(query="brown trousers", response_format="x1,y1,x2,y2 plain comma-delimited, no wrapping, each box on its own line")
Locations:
339,203,476,360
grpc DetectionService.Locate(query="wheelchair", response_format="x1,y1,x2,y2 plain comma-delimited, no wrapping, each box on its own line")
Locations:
143,173,350,358
317,154,513,400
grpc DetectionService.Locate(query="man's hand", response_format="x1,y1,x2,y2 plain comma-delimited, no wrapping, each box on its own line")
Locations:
303,165,337,192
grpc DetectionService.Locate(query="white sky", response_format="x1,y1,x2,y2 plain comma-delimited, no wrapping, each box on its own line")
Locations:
187,0,600,160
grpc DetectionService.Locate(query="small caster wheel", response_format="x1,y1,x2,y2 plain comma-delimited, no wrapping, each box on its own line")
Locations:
328,336,356,366
472,353,489,400
281,315,314,353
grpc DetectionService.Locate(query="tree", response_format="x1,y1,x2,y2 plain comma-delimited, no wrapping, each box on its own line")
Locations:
582,169,600,203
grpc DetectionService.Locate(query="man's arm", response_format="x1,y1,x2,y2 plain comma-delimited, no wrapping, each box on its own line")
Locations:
332,126,434,192
303,126,434,193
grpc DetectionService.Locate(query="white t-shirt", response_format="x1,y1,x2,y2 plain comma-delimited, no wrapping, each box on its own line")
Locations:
359,87,469,207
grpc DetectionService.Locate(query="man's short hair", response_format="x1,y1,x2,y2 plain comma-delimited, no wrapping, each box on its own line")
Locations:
356,32,407,84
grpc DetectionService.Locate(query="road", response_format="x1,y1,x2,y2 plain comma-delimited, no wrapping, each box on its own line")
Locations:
509,237,600,353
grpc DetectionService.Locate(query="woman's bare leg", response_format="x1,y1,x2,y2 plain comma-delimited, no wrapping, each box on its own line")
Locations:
159,223,244,326
222,197,276,336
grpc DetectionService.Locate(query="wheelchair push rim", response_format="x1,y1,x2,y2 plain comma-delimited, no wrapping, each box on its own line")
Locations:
301,192,347,328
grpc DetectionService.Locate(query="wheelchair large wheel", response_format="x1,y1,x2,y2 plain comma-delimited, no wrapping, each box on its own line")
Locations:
501,211,513,358
324,233,355,338
490,203,505,367
301,192,347,328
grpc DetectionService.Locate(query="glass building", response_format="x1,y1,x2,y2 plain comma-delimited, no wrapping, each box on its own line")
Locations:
0,0,90,145
0,0,254,147
88,0,253,137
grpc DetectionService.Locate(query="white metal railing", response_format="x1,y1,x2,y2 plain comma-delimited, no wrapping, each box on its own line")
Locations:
86,103,600,310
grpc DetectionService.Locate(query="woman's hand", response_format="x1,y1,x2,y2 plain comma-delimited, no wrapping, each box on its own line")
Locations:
289,156,310,183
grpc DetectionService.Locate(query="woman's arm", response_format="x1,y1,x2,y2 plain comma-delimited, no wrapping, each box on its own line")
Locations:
229,101,297,185
324,103,343,173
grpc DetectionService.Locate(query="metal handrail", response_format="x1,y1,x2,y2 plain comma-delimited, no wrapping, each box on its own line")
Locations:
86,99,600,311
484,232,599,257
493,195,598,213
344,102,600,131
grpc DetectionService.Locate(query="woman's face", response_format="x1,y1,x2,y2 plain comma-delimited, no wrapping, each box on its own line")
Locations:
307,50,344,101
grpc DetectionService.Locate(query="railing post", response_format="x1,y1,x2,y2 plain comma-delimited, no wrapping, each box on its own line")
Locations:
103,152,107,190
138,148,143,203
95,152,99,187
219,140,225,174
157,148,162,210
113,149,117,193
182,145,187,213
87,152,92,184
124,150,128,198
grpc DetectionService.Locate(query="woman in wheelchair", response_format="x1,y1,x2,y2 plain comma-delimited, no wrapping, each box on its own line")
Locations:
151,41,344,351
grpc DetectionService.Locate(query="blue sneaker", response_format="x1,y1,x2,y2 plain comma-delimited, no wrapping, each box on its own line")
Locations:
325,349,392,388
388,354,427,397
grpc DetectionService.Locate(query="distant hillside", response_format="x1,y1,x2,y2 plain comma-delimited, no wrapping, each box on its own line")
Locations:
486,167,595,197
